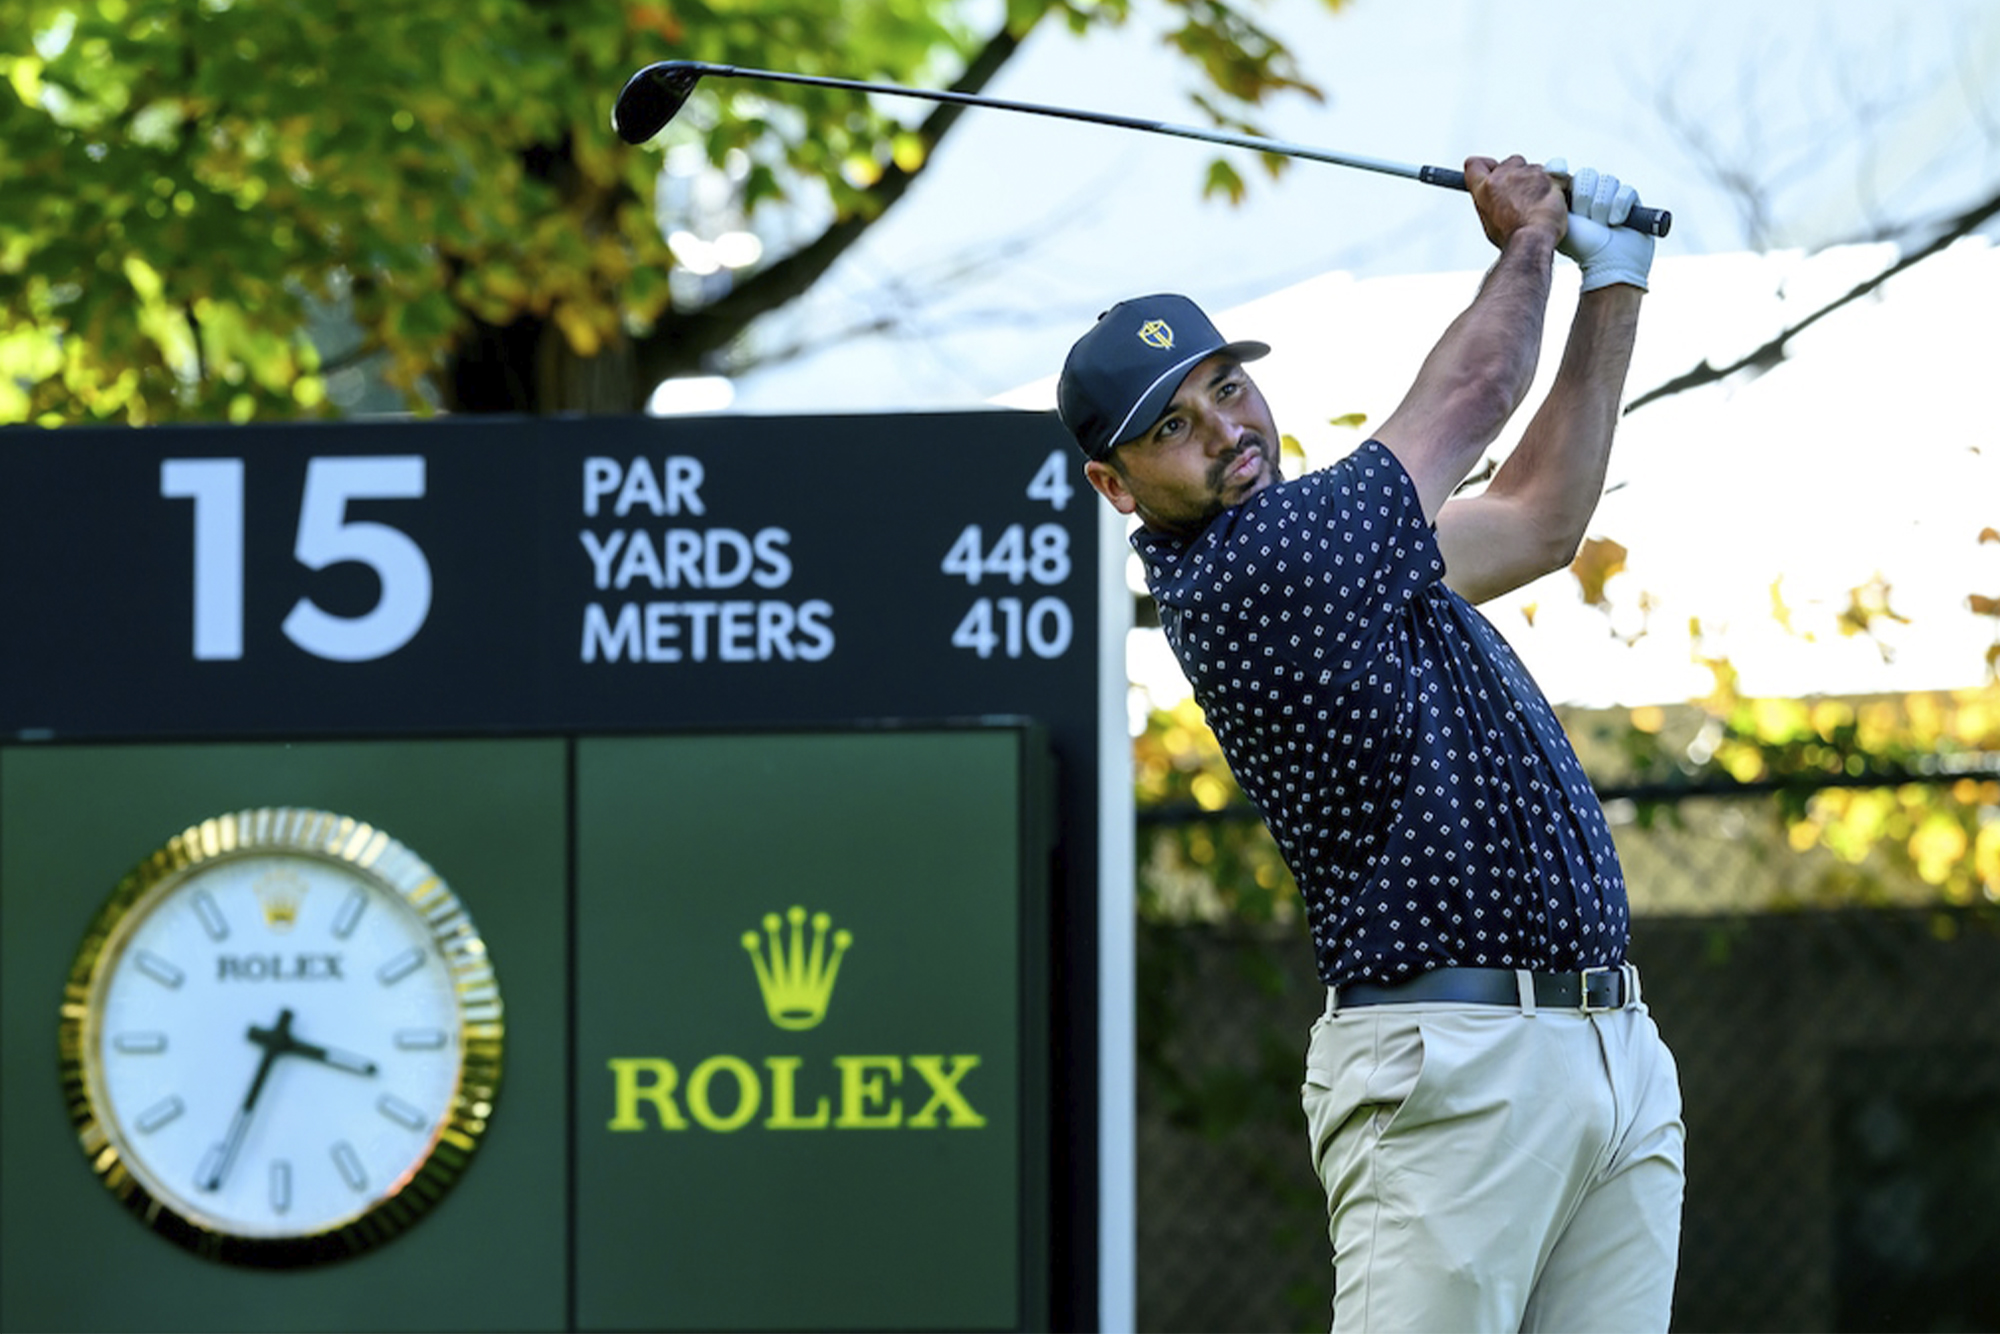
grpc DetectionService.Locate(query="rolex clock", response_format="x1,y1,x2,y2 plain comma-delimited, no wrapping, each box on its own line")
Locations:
57,808,504,1266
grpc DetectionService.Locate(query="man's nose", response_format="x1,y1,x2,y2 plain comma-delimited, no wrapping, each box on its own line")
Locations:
1207,412,1247,455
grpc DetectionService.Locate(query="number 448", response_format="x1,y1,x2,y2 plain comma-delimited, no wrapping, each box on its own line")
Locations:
938,523,1070,587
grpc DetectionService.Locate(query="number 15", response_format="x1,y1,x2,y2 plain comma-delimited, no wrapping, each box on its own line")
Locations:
160,456,432,663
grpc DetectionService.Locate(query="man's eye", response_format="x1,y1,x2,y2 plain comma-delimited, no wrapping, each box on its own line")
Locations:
1217,379,1241,400
1157,418,1184,439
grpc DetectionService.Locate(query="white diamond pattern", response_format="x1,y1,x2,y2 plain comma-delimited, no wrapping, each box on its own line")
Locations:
1134,441,1630,987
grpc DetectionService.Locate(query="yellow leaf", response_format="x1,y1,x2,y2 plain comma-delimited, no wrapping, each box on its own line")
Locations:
1906,691,1945,743
1957,693,1996,744
1979,526,1999,545
1908,814,1968,888
624,1,683,41
1569,536,1627,608
483,265,529,304
6,55,42,105
890,132,926,174
1824,788,1891,862
1769,577,1795,634
1749,697,1810,742
1190,772,1231,811
1976,822,2000,894
1809,699,1854,736
1520,602,1538,627
1855,701,1899,752
1838,573,1910,637
1328,411,1368,429
1694,654,1740,714
552,304,602,358
1720,744,1765,784
123,255,165,304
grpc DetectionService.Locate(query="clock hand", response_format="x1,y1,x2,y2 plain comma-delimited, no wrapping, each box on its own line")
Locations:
199,1007,294,1193
285,1035,379,1077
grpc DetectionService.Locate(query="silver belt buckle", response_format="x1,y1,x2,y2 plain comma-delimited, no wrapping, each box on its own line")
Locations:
1579,965,1622,1012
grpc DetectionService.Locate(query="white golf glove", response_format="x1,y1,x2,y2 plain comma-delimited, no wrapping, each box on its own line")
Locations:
1547,158,1653,292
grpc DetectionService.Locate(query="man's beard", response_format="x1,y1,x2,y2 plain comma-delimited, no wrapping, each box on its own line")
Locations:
1208,433,1274,494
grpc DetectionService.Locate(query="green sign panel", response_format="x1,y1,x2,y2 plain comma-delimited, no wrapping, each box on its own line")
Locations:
0,739,573,1334
0,726,1049,1332
575,732,1046,1330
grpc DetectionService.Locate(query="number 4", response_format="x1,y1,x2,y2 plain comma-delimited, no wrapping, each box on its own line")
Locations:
1025,450,1074,511
941,525,984,585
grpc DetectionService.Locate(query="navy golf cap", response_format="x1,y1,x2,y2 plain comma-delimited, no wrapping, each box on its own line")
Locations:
1057,294,1269,461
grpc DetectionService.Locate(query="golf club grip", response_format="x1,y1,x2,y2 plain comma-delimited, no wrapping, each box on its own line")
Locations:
1418,166,1672,237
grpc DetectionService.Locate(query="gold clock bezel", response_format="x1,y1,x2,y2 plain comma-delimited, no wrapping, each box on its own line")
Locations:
56,807,504,1267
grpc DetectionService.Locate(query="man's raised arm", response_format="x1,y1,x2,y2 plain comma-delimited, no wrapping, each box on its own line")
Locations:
1438,163,1656,604
1371,155,1569,522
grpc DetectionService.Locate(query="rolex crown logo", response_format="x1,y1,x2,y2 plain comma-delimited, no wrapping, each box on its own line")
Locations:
1138,318,1175,350
741,906,852,1031
252,866,308,932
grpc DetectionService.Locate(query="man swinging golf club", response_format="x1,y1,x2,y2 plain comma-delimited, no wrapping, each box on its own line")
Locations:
1059,155,1686,1331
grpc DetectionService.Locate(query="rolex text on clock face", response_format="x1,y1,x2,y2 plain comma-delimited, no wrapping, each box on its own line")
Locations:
61,810,503,1266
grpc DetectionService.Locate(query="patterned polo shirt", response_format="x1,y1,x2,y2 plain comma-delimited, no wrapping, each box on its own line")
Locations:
1134,439,1629,988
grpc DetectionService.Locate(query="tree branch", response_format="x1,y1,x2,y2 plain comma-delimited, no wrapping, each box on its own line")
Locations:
630,19,1037,387
1625,186,2000,416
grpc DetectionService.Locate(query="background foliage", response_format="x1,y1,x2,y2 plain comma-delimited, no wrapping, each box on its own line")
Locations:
1135,654,2000,927
1,0,1341,422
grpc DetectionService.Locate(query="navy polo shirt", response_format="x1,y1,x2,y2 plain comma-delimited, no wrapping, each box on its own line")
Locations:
1134,439,1629,988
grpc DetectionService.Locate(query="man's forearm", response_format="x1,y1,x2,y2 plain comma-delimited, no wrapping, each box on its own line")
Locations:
1484,284,1643,544
1377,225,1562,518
1426,227,1561,438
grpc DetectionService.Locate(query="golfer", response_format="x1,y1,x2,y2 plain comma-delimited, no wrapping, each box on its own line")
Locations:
1058,155,1685,1331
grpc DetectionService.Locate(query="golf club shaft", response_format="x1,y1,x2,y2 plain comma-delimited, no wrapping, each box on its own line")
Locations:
621,61,1673,237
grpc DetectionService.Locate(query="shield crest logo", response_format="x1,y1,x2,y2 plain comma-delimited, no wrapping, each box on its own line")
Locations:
1137,319,1175,350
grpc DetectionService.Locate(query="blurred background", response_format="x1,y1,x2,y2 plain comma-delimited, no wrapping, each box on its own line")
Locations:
6,0,1999,1328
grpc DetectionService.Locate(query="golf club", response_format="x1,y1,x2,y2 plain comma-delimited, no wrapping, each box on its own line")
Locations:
613,59,1673,237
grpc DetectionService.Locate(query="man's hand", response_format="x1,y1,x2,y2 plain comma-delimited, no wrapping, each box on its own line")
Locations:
1548,159,1654,292
1464,155,1569,251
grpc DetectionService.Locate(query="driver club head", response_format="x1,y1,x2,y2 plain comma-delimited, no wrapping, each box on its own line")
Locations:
613,61,710,143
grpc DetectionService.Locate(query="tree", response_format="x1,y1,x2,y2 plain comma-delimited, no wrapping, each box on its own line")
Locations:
0,0,1341,424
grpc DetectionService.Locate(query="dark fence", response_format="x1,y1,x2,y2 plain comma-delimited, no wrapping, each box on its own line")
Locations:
1132,775,2000,1333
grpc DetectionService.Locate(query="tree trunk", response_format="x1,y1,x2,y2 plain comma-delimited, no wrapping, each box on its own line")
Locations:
442,312,646,415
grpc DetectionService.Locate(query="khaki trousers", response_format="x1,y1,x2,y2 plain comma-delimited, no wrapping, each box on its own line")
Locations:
1301,977,1685,1333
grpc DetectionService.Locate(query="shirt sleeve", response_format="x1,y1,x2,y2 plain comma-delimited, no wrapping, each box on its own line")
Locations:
1183,439,1445,690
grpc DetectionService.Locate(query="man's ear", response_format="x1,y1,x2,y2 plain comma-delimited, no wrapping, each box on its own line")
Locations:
1084,460,1137,516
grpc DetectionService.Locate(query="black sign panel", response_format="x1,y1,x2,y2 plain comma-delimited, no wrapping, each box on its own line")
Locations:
2,412,1098,740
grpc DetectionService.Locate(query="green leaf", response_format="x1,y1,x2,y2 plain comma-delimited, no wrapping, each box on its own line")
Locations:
1202,156,1245,205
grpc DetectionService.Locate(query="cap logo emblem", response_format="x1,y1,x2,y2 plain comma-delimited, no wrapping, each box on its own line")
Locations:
1137,319,1175,350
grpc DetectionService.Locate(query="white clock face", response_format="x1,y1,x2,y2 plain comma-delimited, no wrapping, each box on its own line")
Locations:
62,810,503,1265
